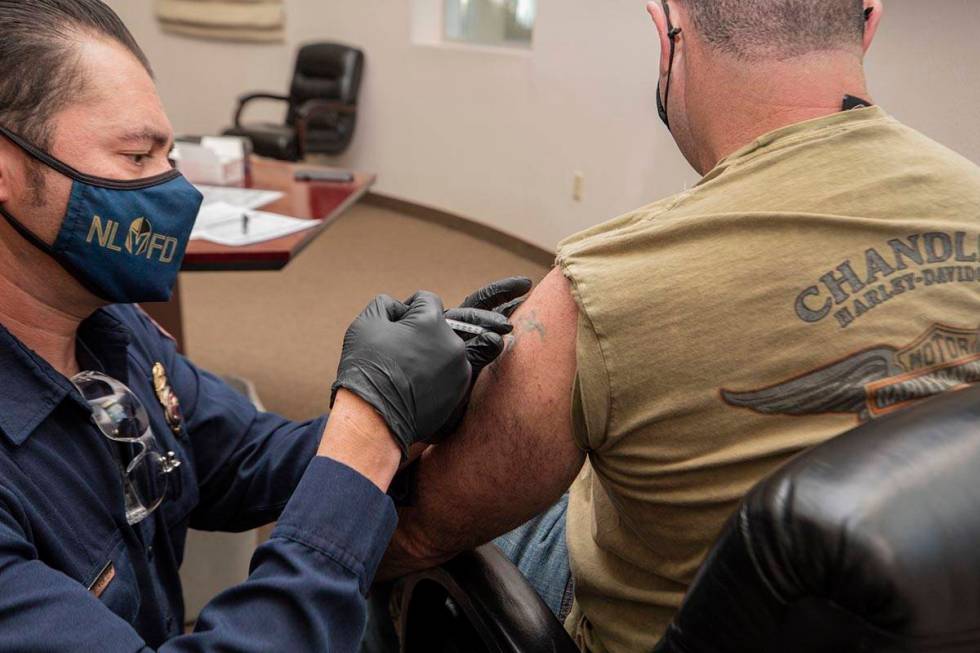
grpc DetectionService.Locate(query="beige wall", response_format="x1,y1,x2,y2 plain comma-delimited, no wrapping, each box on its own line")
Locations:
107,0,980,251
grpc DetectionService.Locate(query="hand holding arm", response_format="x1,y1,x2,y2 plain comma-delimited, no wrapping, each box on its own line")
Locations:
330,291,512,461
380,270,586,578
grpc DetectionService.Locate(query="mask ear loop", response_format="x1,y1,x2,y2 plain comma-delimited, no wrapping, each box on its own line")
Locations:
0,129,119,300
0,125,180,191
0,200,114,300
658,1,683,129
0,203,58,256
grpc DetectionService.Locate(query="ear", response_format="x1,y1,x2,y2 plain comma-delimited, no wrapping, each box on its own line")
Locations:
863,0,884,53
646,2,672,77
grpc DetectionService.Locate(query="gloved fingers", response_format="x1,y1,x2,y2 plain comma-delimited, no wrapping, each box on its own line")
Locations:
401,290,448,325
465,331,506,372
494,296,527,318
444,307,513,335
367,293,411,321
459,276,533,311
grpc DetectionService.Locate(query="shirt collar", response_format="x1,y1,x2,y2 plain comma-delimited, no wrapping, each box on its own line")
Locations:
0,308,132,447
702,106,889,184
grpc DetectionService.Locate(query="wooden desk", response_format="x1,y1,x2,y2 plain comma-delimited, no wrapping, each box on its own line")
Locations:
184,157,376,271
143,157,376,348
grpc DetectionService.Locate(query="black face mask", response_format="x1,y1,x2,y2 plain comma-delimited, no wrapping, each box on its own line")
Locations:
657,0,683,131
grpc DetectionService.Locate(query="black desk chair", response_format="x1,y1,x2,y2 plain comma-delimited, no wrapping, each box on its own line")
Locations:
223,42,364,161
398,385,980,652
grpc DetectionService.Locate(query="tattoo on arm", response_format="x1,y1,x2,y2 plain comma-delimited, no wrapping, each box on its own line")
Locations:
491,310,546,376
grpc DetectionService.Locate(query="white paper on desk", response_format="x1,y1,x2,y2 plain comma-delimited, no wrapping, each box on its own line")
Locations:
192,201,239,237
191,202,317,246
194,185,284,210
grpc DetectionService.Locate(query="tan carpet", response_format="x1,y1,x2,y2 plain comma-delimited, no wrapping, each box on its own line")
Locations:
180,202,551,421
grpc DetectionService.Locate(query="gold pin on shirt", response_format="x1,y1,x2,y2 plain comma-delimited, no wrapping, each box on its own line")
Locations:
152,362,183,436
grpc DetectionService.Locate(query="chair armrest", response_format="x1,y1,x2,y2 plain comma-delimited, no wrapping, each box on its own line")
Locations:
397,545,579,653
296,98,358,119
233,93,291,128
293,100,357,159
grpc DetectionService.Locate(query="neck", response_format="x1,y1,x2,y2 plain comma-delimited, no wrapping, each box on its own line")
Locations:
686,51,871,174
0,224,99,378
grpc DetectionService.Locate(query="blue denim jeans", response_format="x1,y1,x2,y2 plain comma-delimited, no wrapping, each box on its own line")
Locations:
493,494,574,620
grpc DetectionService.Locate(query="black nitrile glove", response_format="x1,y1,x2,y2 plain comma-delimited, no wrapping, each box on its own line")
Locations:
444,307,511,371
445,276,531,374
456,276,533,318
331,291,508,459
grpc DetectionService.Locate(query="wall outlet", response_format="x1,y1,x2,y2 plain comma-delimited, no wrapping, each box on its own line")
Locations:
573,171,585,202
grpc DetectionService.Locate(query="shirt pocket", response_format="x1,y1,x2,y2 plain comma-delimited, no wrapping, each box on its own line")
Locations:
86,534,142,624
161,442,199,530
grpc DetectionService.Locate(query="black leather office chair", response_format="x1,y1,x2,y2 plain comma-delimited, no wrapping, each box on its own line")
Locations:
223,42,364,161
396,545,579,653
398,384,980,652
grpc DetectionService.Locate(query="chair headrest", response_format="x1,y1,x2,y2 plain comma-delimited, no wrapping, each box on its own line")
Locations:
295,42,363,80
657,384,980,653
290,42,365,106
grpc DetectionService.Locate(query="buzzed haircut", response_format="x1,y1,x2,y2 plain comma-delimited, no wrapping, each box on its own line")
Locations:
682,0,867,60
0,0,151,149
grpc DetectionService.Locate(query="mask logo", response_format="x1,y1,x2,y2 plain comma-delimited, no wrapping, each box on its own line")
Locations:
86,215,179,264
125,217,152,256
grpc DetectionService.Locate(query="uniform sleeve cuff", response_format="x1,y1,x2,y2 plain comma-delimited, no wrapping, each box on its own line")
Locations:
272,456,398,594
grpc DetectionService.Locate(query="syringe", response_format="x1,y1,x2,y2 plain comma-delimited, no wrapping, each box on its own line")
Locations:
445,318,489,338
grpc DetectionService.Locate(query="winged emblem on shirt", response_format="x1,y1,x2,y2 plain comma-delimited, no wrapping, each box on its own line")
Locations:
722,324,980,422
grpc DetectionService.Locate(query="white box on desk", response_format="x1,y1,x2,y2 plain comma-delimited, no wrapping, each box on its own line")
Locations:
173,137,246,186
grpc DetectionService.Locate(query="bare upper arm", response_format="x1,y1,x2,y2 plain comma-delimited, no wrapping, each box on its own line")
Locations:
382,268,586,574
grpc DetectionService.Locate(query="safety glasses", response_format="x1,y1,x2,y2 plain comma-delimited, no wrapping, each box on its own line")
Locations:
72,371,181,525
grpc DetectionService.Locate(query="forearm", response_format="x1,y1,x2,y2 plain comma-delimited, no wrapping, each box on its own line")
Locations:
173,455,398,652
172,393,403,649
318,390,402,492
382,413,584,578
382,440,521,575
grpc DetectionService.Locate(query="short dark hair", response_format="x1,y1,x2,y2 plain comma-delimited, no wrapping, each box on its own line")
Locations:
681,0,866,60
0,0,151,149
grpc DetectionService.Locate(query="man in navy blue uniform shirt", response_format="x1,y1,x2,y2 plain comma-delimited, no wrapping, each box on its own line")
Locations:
0,1,527,650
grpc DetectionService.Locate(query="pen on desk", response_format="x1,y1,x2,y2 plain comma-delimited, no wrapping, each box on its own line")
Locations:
241,212,250,235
